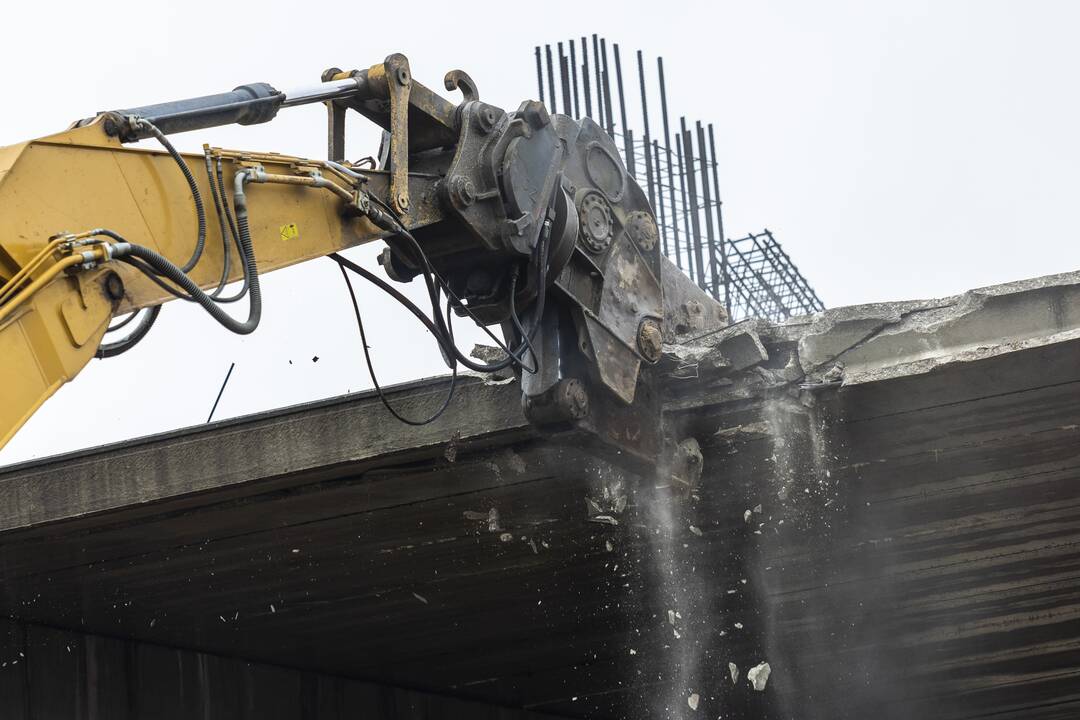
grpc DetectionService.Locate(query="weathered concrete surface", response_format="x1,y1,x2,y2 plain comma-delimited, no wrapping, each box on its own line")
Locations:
0,617,564,720
2,270,1080,718
786,269,1080,385
0,375,529,533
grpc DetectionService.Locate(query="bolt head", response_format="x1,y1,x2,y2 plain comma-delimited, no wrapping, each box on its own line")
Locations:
448,175,476,209
637,319,663,363
103,271,125,302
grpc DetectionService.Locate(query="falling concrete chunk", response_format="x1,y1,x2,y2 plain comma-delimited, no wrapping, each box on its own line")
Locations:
667,609,677,626
748,662,771,691
412,592,428,605
728,662,739,684
689,525,703,536
499,532,513,542
614,494,628,513
753,504,763,514
734,622,743,630
687,692,700,711
743,509,753,523
589,515,619,526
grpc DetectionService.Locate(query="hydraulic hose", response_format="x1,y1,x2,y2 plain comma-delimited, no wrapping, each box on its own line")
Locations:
100,168,261,335
134,119,206,272
203,151,232,298
97,305,162,358
209,155,250,303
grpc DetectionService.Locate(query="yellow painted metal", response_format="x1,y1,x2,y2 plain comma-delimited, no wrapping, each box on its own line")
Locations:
0,117,444,450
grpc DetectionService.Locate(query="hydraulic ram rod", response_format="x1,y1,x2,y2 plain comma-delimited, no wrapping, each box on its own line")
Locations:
89,75,372,142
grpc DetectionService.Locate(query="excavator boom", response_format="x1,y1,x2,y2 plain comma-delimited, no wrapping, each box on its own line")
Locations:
0,54,725,462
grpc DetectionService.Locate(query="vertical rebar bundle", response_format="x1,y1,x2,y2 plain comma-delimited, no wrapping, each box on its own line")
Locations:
533,36,826,322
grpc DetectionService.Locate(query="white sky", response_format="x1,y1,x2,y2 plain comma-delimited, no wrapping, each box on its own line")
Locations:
2,0,1078,465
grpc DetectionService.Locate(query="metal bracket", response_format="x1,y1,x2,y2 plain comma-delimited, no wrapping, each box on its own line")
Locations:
444,70,479,103
382,54,412,215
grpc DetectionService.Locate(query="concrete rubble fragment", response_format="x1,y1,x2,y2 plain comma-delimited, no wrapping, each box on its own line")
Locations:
687,692,700,711
748,662,771,691
729,662,739,684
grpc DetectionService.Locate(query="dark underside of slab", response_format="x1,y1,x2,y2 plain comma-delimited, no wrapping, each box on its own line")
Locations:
2,330,1080,718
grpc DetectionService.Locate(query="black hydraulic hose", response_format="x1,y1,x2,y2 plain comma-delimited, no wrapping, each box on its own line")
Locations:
101,169,261,334
329,253,448,342
105,308,142,333
209,155,251,303
122,254,197,301
364,192,537,373
135,118,206,272
115,243,260,333
336,262,457,426
96,304,162,358
507,268,539,373
203,151,232,298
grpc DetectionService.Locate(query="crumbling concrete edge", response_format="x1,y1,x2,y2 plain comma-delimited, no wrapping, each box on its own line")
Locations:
789,270,1080,386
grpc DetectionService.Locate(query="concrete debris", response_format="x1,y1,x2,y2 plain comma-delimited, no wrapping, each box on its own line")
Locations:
470,343,505,363
671,437,704,492
744,509,753,523
480,374,516,386
463,508,501,533
734,622,743,630
605,540,614,552
470,344,517,382
689,525,703,536
499,533,513,542
708,321,770,372
729,662,739,684
748,662,771,691
667,609,676,626
753,504,762,514
501,449,527,474
588,515,619,526
687,692,700,711
412,592,428,605
715,421,771,439
444,432,462,463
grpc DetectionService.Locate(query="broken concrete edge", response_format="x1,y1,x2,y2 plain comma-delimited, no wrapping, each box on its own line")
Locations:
663,268,1080,391
792,269,1080,385
0,375,532,533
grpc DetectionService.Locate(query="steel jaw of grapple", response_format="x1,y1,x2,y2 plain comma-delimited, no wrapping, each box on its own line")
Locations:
441,99,722,467
376,70,725,469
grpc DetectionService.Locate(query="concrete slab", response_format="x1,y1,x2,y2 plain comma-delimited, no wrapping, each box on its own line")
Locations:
2,270,1080,718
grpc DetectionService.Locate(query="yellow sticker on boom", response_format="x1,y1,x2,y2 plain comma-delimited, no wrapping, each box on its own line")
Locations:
279,223,300,242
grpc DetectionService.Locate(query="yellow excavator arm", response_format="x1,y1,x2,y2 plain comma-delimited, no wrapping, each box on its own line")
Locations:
0,54,724,464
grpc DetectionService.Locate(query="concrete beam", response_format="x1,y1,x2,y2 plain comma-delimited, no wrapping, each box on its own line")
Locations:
0,375,528,533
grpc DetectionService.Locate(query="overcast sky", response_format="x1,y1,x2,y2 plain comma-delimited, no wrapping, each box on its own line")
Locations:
2,0,1077,465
